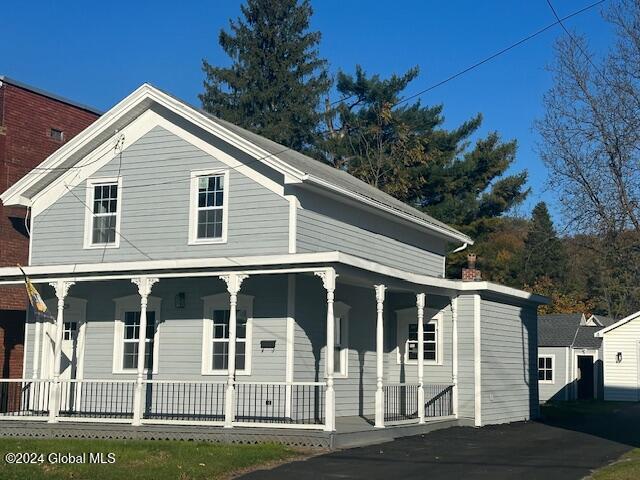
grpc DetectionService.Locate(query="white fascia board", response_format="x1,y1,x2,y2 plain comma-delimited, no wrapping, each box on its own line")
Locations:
0,251,548,304
301,174,474,246
594,310,640,337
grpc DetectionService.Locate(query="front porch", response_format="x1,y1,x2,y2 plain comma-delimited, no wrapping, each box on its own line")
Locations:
0,262,462,437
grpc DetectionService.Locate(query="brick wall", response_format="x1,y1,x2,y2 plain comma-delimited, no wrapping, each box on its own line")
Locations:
0,80,99,378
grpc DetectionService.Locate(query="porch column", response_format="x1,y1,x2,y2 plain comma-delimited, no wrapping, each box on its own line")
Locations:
315,268,337,432
374,284,386,428
416,293,426,423
131,276,159,426
48,280,74,423
450,296,459,417
220,273,248,428
30,317,42,410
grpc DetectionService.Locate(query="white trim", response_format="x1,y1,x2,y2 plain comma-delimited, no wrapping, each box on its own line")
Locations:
201,292,254,376
451,296,458,417
395,307,443,366
83,176,123,249
537,354,555,384
112,294,161,375
473,294,481,427
595,310,640,337
188,169,230,245
572,348,598,399
0,252,548,304
565,347,570,400
286,195,298,254
326,301,351,379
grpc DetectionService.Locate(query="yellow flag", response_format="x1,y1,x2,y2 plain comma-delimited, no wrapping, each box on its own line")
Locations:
19,266,53,319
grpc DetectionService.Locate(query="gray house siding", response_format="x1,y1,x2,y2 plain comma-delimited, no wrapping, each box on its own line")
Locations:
31,126,290,265
456,294,477,421
294,189,446,277
480,297,538,425
538,346,570,402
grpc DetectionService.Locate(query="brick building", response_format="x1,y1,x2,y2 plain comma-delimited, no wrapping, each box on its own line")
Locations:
0,76,100,379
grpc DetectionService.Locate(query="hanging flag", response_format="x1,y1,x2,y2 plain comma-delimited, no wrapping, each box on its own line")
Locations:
18,266,54,320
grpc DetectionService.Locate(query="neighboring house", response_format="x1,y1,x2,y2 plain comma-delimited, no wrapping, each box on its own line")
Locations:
595,310,640,402
0,84,546,438
0,76,100,381
538,313,614,403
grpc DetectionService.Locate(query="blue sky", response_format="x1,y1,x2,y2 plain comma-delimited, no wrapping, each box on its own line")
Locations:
3,1,614,220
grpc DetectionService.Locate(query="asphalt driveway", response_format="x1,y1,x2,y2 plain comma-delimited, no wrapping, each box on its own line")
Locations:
240,403,640,480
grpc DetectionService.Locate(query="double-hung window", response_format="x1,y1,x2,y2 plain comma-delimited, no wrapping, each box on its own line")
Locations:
202,293,253,375
330,302,350,377
538,356,554,383
112,295,161,374
84,177,122,249
189,170,229,244
407,321,437,361
396,308,443,365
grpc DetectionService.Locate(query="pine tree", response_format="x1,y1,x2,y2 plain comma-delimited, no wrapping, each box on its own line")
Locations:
519,202,568,286
199,0,330,151
321,66,529,237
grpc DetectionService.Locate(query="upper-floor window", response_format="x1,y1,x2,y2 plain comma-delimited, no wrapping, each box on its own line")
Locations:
83,177,122,249
189,170,229,244
49,128,64,142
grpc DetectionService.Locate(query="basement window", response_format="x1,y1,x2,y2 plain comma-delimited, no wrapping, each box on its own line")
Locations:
49,128,64,142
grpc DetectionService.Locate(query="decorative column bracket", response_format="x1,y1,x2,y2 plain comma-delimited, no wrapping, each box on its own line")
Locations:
131,276,159,426
48,280,75,423
220,273,249,428
374,284,386,428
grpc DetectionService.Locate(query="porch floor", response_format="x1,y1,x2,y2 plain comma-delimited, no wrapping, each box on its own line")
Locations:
0,416,465,450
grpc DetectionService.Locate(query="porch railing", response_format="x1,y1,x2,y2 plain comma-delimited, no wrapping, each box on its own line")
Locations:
58,380,135,420
234,382,325,426
142,380,226,423
383,383,419,423
424,383,454,417
0,379,50,418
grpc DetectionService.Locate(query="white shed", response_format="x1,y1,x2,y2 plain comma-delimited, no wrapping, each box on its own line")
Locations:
595,311,640,401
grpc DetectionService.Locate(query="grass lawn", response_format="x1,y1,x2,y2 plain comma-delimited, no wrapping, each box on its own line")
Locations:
0,437,301,480
589,449,640,480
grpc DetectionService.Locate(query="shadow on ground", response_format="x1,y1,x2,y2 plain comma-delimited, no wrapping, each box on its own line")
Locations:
239,402,640,480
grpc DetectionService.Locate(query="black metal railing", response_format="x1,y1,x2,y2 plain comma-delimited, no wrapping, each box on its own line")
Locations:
383,383,419,423
0,380,50,417
235,382,325,425
143,381,226,421
58,380,135,419
424,384,453,417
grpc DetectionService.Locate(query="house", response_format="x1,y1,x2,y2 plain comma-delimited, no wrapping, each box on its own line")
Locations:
595,310,640,402
0,84,547,444
538,313,614,403
0,76,100,382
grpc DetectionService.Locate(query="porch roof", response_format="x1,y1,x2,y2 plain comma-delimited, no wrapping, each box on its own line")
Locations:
0,251,548,304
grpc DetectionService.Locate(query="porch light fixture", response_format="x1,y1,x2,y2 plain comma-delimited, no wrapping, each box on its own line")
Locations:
175,292,186,309
616,352,623,363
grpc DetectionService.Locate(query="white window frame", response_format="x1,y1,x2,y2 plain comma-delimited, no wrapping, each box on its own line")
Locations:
538,355,555,384
396,308,444,366
201,293,253,376
112,294,161,375
325,301,350,379
188,169,230,245
83,176,123,249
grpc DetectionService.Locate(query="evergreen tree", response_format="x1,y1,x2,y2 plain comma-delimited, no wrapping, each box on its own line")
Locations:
519,202,567,286
321,66,529,239
200,0,330,151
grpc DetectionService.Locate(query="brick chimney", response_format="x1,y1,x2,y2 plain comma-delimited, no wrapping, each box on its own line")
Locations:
462,253,481,281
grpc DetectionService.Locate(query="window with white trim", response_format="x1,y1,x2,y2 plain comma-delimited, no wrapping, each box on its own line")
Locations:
331,302,350,377
189,170,229,244
63,321,77,341
538,356,554,383
396,308,443,365
112,295,161,374
202,293,253,375
84,177,122,249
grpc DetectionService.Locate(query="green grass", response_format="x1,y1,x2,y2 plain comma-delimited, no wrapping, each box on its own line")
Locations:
589,448,640,480
0,438,300,480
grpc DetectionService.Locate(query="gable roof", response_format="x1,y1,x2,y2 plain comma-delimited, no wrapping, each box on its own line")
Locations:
0,83,472,246
595,310,640,337
538,313,604,348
